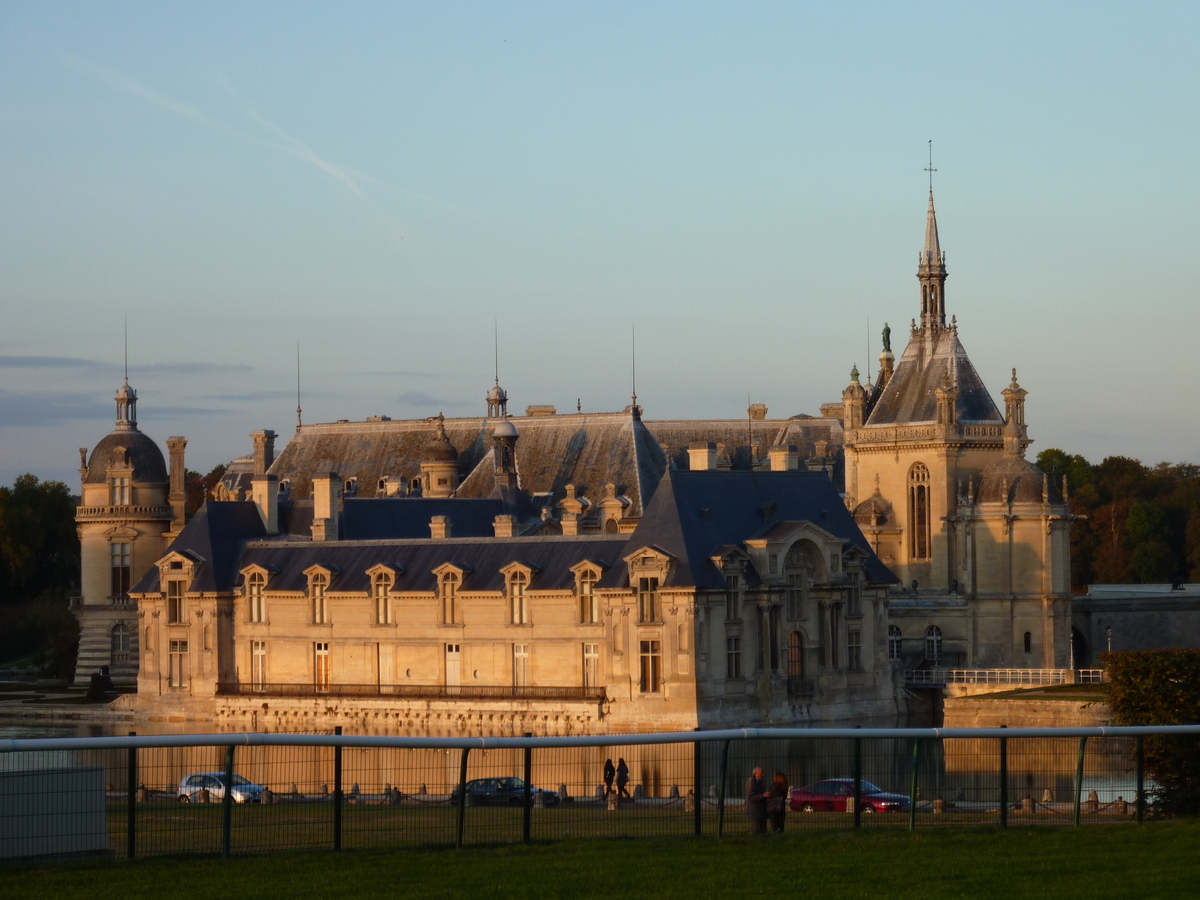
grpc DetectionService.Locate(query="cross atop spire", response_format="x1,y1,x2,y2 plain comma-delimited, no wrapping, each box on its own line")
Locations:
916,151,948,331
925,140,937,193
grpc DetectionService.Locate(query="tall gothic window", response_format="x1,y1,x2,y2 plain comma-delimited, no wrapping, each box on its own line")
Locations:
787,631,804,679
909,463,932,560
724,574,739,621
639,640,661,693
110,623,131,662
166,580,185,624
888,625,903,661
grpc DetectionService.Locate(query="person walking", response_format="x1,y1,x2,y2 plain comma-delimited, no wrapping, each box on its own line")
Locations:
603,758,616,796
768,772,789,833
615,758,631,798
745,766,770,834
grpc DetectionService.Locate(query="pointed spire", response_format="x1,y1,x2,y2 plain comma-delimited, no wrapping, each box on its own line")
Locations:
923,190,942,266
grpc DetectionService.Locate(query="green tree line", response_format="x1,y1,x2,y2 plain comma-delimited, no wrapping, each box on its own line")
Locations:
1037,449,1200,591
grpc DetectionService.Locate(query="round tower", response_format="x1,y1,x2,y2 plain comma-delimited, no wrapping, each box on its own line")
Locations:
420,413,460,498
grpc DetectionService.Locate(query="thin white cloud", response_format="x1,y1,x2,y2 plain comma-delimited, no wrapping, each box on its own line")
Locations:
69,57,376,198
69,57,210,125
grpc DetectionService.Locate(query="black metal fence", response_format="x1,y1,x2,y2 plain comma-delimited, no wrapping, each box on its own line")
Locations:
1,725,1195,862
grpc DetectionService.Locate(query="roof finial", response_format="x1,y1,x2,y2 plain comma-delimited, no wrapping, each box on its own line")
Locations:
123,315,128,385
494,317,499,387
631,323,637,408
296,341,303,431
925,140,937,194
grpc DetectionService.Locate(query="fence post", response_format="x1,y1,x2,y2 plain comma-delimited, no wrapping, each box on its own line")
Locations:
126,731,136,859
1136,735,1145,824
333,726,343,851
852,732,862,829
693,730,702,837
456,748,470,849
999,724,1007,829
716,740,730,838
222,743,235,859
523,732,532,845
1073,735,1087,827
908,737,919,833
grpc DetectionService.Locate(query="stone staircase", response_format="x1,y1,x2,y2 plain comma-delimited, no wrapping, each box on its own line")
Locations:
72,606,139,688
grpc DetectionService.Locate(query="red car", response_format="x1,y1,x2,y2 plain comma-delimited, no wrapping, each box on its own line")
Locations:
789,779,910,813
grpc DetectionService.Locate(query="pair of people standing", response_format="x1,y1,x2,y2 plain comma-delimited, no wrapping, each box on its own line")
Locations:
603,758,630,798
746,767,788,833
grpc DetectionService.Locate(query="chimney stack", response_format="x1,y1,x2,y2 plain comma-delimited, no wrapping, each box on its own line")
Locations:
768,445,799,471
430,516,452,539
688,441,717,471
251,474,279,535
252,430,277,476
493,515,516,538
166,436,188,534
311,473,342,541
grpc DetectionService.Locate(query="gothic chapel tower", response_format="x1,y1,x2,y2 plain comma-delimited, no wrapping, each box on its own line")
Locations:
841,191,1072,669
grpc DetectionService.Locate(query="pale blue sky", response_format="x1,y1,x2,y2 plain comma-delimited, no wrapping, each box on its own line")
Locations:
2,2,1198,486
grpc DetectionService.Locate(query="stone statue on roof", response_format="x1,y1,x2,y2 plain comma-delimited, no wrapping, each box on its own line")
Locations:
881,322,891,354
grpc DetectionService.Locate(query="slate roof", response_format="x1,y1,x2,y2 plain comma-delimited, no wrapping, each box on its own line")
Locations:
864,328,1003,427
648,417,843,470
626,469,897,589
85,428,168,485
340,497,506,540
132,501,266,594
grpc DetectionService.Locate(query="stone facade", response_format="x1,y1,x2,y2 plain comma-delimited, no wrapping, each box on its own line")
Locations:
842,191,1073,671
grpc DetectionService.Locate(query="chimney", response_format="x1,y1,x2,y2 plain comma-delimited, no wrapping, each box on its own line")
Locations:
748,403,768,421
311,473,341,541
768,445,799,471
430,516,452,539
251,474,279,535
493,515,516,538
166,436,188,530
252,430,277,476
688,441,717,471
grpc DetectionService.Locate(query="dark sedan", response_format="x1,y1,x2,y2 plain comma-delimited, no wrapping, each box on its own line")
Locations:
789,779,909,813
450,777,561,807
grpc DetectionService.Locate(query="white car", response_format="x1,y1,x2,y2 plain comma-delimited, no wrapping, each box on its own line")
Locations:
178,772,265,803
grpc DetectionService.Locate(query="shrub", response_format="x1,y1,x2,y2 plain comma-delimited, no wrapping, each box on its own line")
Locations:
1104,650,1200,816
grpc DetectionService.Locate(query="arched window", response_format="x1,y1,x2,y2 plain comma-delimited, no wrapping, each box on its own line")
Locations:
578,570,599,624
111,623,131,662
604,518,619,534
925,625,942,663
909,463,932,560
310,572,329,624
787,631,805,679
373,571,393,625
247,571,266,623
509,571,529,624
888,625,903,661
440,571,460,624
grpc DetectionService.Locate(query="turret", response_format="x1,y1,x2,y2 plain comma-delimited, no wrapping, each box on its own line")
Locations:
842,365,867,430
420,413,460,498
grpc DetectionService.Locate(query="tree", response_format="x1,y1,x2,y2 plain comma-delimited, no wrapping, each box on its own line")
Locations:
1104,650,1200,816
185,464,227,518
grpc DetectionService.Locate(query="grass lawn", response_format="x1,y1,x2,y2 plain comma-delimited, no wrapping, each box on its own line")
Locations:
3,821,1198,899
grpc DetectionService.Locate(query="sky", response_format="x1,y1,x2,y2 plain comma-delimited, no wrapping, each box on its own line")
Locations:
2,2,1199,488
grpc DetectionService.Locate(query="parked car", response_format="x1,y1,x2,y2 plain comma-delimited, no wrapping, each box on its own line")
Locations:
789,779,909,813
449,777,561,807
178,772,266,803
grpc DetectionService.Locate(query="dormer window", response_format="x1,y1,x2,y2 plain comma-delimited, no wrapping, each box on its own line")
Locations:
578,569,599,624
166,579,186,624
247,571,266,623
373,570,393,625
637,577,659,624
110,476,130,506
440,570,460,625
509,571,529,625
309,571,330,624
